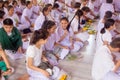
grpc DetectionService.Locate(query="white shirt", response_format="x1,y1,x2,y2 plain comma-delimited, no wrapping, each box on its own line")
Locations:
88,1,94,11
34,12,45,30
57,27,72,47
48,0,54,5
44,33,57,51
56,1,65,10
113,0,120,12
96,29,112,50
100,3,114,19
26,45,43,67
65,0,72,7
21,7,33,23
97,19,104,32
18,4,26,13
14,6,21,14
92,45,115,80
51,9,60,23
3,7,8,15
32,5,40,19
71,18,79,32
5,13,20,27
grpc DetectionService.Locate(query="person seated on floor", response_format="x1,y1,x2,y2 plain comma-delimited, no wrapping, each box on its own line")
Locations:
34,6,50,30
26,29,60,80
0,47,13,80
0,18,23,59
26,29,50,80
96,19,115,51
5,5,20,27
71,9,89,44
56,17,83,57
41,20,59,65
92,37,120,80
81,0,96,19
21,1,34,32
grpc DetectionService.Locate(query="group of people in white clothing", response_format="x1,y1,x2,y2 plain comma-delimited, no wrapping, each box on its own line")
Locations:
0,0,120,80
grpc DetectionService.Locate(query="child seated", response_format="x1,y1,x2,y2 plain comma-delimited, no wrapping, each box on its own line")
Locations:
26,29,60,80
56,17,83,59
0,18,24,60
26,29,50,80
21,1,35,30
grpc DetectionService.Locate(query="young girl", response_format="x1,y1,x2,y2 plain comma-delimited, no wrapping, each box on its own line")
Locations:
57,17,83,54
80,0,96,19
34,7,49,30
12,0,21,16
45,4,55,21
71,9,89,43
42,20,69,60
97,11,113,32
92,37,120,80
41,20,59,65
17,0,26,18
5,5,20,27
3,1,9,10
81,6,95,20
81,6,91,23
51,3,60,25
31,0,41,19
96,18,115,51
26,29,50,80
21,1,34,29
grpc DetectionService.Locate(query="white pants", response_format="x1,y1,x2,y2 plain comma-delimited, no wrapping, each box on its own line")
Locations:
54,47,69,60
75,32,89,42
71,41,84,53
27,68,49,80
27,66,60,80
